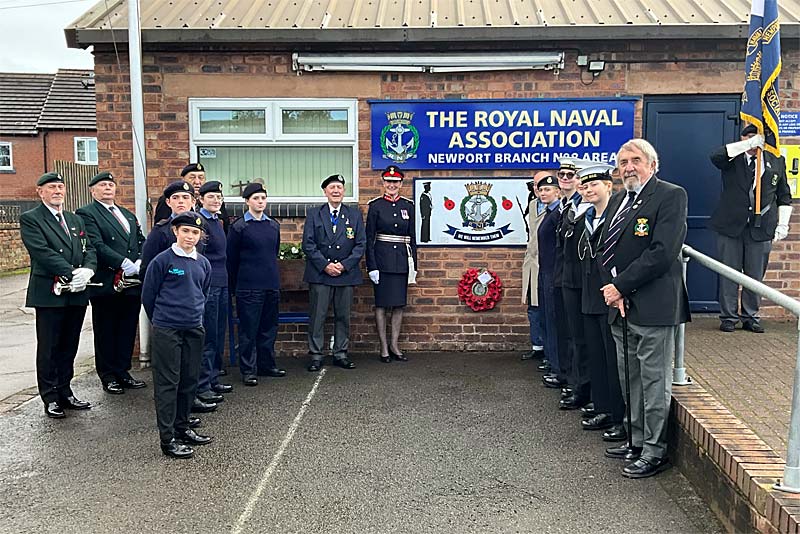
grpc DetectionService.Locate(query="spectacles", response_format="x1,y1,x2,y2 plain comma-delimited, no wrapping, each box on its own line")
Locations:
557,171,576,179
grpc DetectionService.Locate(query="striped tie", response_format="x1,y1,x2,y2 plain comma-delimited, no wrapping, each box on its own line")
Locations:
601,190,637,269
56,212,70,237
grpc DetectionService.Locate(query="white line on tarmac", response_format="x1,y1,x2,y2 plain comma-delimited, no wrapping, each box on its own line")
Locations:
231,368,327,534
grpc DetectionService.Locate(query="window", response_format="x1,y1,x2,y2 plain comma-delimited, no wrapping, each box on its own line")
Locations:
190,99,358,202
75,137,98,165
0,142,11,170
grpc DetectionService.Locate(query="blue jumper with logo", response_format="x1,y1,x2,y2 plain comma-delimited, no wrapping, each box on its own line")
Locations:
142,248,211,329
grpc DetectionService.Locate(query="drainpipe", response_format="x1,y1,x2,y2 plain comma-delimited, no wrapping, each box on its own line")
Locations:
42,131,49,172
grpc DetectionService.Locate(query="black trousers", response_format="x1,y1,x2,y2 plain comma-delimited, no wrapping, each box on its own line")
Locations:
151,326,203,445
236,289,279,376
583,313,625,422
562,287,590,397
35,306,87,404
91,294,141,384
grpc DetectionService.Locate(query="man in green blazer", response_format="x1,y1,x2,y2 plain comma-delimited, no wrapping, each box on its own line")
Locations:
20,172,97,419
77,171,147,395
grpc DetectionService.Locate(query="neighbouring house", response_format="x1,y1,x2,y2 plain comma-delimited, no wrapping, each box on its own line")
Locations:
64,0,800,353
0,69,96,201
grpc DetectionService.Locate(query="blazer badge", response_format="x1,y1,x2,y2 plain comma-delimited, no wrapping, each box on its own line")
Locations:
346,226,355,239
634,218,650,237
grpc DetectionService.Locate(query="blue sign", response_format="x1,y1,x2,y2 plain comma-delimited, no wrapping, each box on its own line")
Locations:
370,99,636,170
780,112,800,138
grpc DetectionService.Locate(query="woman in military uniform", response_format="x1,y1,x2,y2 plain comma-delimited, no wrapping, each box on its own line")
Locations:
366,166,418,363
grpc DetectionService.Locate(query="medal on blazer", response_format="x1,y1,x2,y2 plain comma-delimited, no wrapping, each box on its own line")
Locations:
401,209,409,220
634,218,650,237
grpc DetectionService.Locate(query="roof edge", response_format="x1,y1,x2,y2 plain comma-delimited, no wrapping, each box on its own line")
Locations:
66,24,800,49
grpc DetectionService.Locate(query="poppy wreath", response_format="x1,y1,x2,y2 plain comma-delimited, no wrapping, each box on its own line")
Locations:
457,268,503,312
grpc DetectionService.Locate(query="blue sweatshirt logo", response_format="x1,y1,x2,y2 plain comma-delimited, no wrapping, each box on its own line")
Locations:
168,267,185,276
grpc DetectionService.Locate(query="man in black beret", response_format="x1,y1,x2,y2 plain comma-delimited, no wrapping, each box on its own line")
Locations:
20,172,97,418
709,124,792,333
419,181,433,243
302,174,366,371
76,171,147,395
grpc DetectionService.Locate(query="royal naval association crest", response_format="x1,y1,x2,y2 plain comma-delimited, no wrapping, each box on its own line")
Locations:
380,111,419,164
634,217,650,237
460,181,497,231
444,181,513,243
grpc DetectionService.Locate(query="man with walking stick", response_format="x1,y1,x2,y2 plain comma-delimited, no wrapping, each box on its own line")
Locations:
599,139,690,479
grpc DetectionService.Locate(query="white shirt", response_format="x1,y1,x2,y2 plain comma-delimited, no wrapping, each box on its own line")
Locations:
171,243,198,260
98,200,131,232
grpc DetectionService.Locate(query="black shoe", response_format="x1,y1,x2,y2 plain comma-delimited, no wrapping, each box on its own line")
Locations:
582,413,614,430
218,368,228,376
719,320,736,332
177,428,213,446
560,386,574,399
197,391,224,403
742,321,765,333
308,361,323,372
605,444,642,460
44,402,65,419
120,376,147,389
603,424,627,442
390,351,408,362
542,375,566,388
161,439,194,459
559,394,589,410
212,383,233,394
57,396,91,410
261,368,287,378
622,457,671,479
537,360,551,372
103,381,125,395
190,398,217,413
521,350,537,361
243,375,258,387
188,417,201,429
334,358,356,369
580,403,597,418
379,355,391,363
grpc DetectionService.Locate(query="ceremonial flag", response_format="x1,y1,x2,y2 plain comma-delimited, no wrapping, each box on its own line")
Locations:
740,0,782,156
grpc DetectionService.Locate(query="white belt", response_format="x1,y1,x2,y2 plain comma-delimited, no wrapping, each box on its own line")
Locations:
376,234,410,244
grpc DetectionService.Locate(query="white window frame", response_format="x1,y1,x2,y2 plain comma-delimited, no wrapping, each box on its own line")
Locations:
189,98,359,203
74,137,98,165
0,142,11,170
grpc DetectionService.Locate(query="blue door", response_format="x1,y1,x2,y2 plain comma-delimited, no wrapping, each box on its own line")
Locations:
644,96,740,312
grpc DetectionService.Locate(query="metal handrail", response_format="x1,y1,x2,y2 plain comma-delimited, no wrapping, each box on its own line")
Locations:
678,244,800,494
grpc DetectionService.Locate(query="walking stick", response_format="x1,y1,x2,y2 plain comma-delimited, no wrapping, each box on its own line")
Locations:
621,303,633,451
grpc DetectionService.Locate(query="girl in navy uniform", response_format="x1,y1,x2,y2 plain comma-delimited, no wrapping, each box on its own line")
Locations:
366,166,418,363
575,166,626,439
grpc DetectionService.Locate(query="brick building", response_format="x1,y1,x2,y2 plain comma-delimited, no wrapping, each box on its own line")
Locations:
65,0,800,354
0,69,97,201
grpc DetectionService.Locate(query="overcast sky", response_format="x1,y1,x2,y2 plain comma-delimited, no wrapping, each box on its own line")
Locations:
0,0,95,73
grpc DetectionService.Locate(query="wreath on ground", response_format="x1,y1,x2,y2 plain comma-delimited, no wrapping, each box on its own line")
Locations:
457,268,503,312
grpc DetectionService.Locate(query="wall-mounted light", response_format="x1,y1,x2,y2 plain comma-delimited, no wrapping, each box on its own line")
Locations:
293,52,565,74
587,60,606,76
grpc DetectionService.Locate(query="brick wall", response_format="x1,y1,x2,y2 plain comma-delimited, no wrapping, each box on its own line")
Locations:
0,130,97,201
93,38,800,353
0,224,29,272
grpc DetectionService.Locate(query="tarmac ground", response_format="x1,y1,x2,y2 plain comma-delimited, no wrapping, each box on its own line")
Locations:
0,350,723,534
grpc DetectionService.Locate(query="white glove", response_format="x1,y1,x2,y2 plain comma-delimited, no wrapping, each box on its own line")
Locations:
71,267,94,286
134,259,141,271
68,280,87,293
774,205,793,242
121,258,139,276
726,134,764,158
369,270,380,284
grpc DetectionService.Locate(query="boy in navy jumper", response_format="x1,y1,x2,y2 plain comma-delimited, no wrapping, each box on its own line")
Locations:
196,181,233,404
227,182,285,386
142,212,213,459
